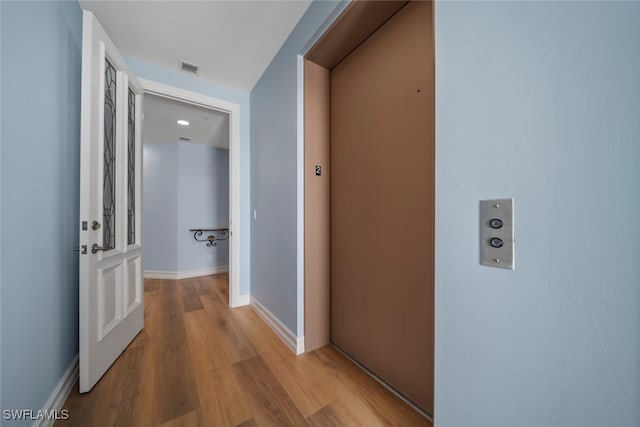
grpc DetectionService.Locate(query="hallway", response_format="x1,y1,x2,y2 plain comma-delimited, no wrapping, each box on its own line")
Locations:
58,275,431,426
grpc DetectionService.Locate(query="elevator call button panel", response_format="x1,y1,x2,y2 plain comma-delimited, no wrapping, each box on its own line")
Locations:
480,198,514,270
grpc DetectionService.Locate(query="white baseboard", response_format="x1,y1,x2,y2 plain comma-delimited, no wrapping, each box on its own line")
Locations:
144,265,229,280
250,297,305,355
34,354,78,427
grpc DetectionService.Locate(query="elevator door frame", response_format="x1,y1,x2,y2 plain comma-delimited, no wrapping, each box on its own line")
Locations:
300,0,435,418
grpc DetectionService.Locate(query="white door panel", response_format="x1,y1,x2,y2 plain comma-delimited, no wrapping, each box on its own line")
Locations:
125,255,142,315
79,10,143,392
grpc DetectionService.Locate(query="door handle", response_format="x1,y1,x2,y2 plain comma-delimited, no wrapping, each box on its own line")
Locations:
92,221,101,230
91,244,105,254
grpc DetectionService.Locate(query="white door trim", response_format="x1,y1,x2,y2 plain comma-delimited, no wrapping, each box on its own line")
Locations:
139,78,243,308
296,55,305,342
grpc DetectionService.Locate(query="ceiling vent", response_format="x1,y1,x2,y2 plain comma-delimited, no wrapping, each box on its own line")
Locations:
179,60,199,74
178,136,191,141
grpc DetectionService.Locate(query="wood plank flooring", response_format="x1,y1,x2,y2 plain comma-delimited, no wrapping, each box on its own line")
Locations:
57,274,431,426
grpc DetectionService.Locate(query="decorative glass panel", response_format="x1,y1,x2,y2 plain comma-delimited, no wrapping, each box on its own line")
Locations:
127,88,136,245
103,60,116,250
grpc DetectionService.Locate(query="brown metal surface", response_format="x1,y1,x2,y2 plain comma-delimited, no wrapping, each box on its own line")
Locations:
304,60,331,352
306,0,408,70
330,1,435,413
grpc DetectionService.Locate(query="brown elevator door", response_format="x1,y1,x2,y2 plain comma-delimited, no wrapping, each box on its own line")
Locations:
330,1,434,413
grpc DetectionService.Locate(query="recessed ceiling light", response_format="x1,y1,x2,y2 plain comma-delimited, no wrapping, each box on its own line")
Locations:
177,120,189,126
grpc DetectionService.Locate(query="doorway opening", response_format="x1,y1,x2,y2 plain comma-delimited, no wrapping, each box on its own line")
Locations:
140,79,242,307
301,0,435,419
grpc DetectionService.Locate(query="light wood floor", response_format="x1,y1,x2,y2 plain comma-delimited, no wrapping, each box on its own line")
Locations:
58,274,431,426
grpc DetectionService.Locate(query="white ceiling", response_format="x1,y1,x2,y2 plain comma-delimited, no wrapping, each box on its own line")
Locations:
143,93,229,149
79,0,312,92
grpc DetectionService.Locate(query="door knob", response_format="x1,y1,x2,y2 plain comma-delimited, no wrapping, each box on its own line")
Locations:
91,244,105,254
92,221,101,230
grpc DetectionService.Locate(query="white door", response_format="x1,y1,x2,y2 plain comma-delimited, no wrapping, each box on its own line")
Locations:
79,10,143,392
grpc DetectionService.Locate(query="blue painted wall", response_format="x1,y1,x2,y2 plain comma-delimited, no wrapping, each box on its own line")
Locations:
127,57,250,294
250,0,347,335
143,141,229,272
0,0,4,413
142,142,178,271
0,0,82,422
435,1,640,426
177,143,229,271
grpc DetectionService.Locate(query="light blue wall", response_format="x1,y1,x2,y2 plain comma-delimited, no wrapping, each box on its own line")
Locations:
435,2,640,426
0,0,82,422
250,0,347,335
0,0,4,414
143,141,229,273
127,57,249,294
142,142,178,271
177,143,229,271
